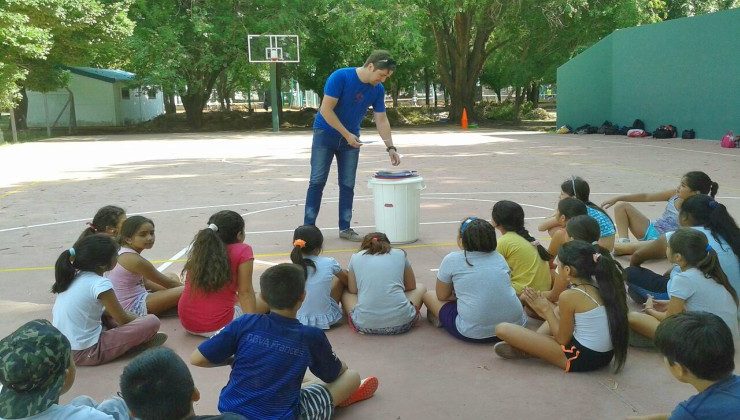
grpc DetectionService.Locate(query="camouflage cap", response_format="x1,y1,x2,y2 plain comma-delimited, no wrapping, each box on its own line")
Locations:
0,319,71,419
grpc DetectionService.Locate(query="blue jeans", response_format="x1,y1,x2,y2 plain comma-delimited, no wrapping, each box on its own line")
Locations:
304,129,360,230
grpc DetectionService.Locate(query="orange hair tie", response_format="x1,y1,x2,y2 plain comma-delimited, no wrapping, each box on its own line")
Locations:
293,239,306,248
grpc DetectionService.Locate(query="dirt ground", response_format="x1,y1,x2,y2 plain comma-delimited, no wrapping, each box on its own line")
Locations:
0,127,738,419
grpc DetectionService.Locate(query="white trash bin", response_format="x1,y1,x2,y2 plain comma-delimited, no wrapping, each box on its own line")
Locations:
367,174,425,244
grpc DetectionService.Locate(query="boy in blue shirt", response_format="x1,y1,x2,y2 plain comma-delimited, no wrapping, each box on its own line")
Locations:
629,311,740,419
191,263,378,419
304,50,401,242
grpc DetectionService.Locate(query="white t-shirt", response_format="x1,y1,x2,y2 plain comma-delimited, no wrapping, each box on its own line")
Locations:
437,251,526,339
348,249,416,329
52,271,113,350
666,227,740,293
668,267,739,339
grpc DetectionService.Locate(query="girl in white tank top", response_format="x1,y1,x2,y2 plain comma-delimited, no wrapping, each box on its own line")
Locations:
494,240,629,373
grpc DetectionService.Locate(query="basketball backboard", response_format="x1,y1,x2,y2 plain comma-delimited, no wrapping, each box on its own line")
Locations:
247,35,300,63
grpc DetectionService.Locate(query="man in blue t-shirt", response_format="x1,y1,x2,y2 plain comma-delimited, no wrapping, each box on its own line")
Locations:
191,263,378,419
628,312,740,420
304,50,401,241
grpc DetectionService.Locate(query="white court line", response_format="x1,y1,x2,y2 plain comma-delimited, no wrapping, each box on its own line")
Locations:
4,190,737,234
254,259,277,266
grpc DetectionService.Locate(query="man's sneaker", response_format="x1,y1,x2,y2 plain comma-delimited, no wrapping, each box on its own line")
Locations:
339,228,362,242
338,376,379,407
493,342,530,359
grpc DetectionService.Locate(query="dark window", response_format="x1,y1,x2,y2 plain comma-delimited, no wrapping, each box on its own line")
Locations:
147,90,157,100
121,88,130,99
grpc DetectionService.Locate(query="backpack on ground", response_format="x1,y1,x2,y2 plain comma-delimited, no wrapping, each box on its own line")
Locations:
720,131,736,148
597,121,613,134
681,129,695,139
653,125,677,139
632,119,645,130
628,129,647,137
574,124,597,134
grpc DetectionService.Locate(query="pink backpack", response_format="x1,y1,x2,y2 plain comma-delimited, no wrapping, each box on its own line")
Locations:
720,131,736,148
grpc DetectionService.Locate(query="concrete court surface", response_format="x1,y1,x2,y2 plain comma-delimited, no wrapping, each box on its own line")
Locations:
0,127,738,419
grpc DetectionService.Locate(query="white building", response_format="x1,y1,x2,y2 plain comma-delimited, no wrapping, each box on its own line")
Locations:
26,67,164,127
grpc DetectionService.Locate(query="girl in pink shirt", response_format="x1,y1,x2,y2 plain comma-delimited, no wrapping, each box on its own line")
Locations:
107,216,184,316
179,210,267,337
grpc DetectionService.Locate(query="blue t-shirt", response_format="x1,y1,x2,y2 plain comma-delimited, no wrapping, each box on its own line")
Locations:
586,206,616,237
198,313,343,419
313,67,386,136
670,375,740,419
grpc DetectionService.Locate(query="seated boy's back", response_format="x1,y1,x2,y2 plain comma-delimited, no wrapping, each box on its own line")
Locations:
197,312,342,418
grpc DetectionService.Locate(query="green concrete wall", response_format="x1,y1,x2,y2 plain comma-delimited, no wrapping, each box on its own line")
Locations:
557,9,740,140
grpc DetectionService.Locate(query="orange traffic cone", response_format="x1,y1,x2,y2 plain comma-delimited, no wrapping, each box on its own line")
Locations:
461,107,468,129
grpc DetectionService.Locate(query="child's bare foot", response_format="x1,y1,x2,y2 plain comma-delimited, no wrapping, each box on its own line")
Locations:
338,376,378,407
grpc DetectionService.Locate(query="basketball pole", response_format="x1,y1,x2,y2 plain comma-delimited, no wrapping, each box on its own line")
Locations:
270,61,279,133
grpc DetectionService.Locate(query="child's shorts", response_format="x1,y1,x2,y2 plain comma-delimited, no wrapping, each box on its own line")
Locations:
641,222,660,241
300,383,333,420
348,308,420,335
125,293,149,317
438,302,500,344
561,337,614,372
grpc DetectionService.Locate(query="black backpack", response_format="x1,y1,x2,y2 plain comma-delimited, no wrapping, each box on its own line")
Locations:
653,125,677,139
632,119,645,130
597,121,613,134
681,129,695,139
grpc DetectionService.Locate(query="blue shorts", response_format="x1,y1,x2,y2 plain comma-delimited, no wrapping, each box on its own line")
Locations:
642,222,660,241
438,302,500,344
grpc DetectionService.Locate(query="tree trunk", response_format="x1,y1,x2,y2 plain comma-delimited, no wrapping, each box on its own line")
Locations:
181,71,221,129
527,82,540,107
495,88,502,103
13,87,28,130
443,86,448,108
163,92,176,115
513,86,524,122
433,83,438,109
424,67,431,106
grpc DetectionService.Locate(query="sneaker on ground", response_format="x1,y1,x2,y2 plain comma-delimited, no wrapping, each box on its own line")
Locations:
138,332,168,351
493,342,530,360
339,228,362,242
338,376,379,407
427,311,441,328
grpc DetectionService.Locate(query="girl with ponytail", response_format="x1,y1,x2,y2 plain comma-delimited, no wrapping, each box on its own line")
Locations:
603,171,718,256
626,195,740,303
495,240,629,373
290,225,348,329
77,205,126,242
491,200,552,294
341,232,426,335
52,234,163,366
179,211,266,337
629,228,738,341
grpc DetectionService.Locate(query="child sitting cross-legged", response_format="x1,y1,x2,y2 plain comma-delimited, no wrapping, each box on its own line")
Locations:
628,312,740,420
190,263,378,420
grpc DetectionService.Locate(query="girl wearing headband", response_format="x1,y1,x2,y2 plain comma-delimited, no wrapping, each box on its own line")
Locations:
290,225,348,329
179,210,266,337
423,218,526,343
52,234,164,366
341,232,426,335
495,240,629,373
540,176,617,252
602,171,717,256
628,228,738,341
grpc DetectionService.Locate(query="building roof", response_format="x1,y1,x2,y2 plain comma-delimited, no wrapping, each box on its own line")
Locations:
67,67,135,84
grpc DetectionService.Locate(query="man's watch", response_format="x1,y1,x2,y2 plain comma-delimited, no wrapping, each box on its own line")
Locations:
386,146,397,153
